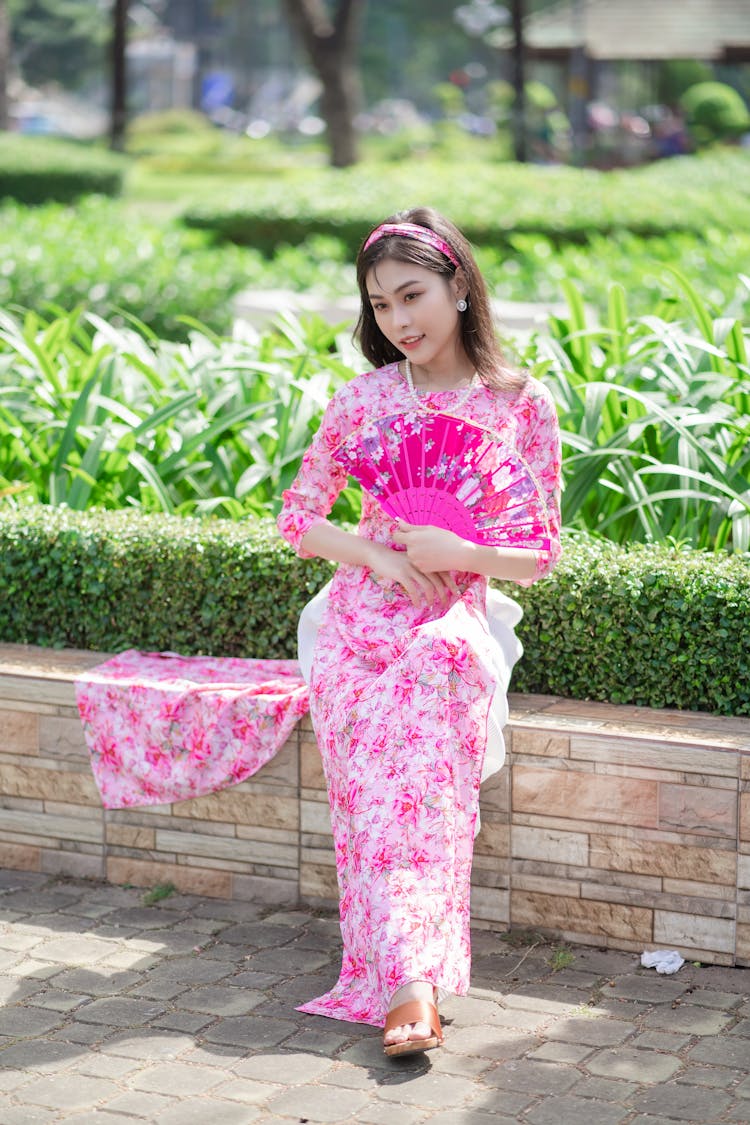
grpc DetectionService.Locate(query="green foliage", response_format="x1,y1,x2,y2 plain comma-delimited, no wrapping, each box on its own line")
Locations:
0,506,747,715
181,150,750,255
680,82,750,145
0,198,253,340
0,135,124,204
0,505,333,658
521,275,750,553
142,882,176,906
10,0,108,91
0,306,359,521
0,293,747,555
476,227,750,313
503,534,750,715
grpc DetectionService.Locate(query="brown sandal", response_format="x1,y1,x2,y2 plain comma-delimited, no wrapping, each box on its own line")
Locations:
383,998,444,1057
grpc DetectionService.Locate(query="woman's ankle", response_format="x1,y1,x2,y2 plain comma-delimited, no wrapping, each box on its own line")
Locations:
389,979,435,1009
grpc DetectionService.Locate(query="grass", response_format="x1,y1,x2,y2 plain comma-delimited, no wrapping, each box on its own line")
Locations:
142,881,176,906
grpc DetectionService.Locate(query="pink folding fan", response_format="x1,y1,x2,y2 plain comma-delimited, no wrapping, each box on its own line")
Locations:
332,411,552,550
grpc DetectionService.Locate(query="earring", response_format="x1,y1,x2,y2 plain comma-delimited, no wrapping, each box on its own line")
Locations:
456,298,468,312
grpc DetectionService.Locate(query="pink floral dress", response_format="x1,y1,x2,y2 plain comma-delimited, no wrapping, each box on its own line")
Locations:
278,361,562,1027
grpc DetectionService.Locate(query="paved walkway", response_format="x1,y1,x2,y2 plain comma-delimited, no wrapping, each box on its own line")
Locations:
0,870,747,1124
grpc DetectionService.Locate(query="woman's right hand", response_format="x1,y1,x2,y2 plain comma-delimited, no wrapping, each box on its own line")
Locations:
365,542,459,608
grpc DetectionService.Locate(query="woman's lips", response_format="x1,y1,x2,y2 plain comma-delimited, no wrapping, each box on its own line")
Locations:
399,335,424,350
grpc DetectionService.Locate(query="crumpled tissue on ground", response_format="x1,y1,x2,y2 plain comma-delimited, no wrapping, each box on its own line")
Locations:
640,949,685,974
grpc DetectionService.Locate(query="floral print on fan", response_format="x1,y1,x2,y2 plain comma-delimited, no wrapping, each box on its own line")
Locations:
75,650,309,809
278,362,562,1027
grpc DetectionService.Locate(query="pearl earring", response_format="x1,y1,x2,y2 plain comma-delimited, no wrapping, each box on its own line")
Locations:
456,298,468,312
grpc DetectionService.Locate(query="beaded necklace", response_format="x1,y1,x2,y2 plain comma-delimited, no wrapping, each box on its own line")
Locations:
403,357,479,412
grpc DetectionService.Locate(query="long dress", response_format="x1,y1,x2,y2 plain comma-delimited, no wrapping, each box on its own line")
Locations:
277,360,562,1027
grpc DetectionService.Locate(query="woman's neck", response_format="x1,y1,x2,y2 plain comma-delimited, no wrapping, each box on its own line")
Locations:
402,356,475,391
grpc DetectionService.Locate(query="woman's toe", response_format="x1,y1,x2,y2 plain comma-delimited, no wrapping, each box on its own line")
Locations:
407,1020,433,1042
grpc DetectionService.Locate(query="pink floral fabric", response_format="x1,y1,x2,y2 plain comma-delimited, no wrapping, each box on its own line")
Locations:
75,650,309,809
278,363,562,1027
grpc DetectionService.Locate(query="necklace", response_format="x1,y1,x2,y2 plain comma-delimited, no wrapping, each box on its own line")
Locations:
404,357,479,413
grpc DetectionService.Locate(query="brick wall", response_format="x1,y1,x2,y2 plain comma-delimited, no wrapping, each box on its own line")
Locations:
0,645,748,965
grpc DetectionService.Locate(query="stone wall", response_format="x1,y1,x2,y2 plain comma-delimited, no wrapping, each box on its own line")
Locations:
0,644,748,965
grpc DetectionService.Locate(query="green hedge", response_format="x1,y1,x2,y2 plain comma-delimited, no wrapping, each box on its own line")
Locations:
181,150,750,255
0,135,125,204
0,198,253,340
1,507,748,716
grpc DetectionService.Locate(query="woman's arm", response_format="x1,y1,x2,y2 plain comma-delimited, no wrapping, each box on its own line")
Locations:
301,521,459,607
392,522,539,582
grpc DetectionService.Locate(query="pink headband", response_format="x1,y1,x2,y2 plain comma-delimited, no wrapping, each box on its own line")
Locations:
362,222,461,270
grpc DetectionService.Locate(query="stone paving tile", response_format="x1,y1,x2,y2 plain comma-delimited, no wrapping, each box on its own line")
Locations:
568,1075,638,1101
440,1024,539,1059
177,983,266,1016
527,1039,594,1064
424,1111,518,1125
524,1093,630,1124
214,1077,281,1104
628,1028,692,1052
676,1064,746,1089
150,1010,215,1034
357,1102,429,1124
482,1059,579,1095
686,988,745,1009
641,1003,734,1035
99,1029,194,1059
1,873,749,1125
586,1046,683,1083
97,1089,176,1117
0,1005,65,1037
128,1060,225,1096
631,1082,734,1120
687,1035,750,1068
266,1083,372,1120
0,1104,57,1124
374,1070,481,1108
233,1049,335,1085
544,1016,634,1047
16,1073,121,1111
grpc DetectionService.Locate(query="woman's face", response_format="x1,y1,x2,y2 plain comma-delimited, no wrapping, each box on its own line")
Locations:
365,258,468,377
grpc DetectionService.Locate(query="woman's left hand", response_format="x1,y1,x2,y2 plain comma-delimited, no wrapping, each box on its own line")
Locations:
392,521,469,580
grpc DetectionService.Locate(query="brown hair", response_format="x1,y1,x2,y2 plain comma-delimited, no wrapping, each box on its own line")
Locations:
354,206,526,393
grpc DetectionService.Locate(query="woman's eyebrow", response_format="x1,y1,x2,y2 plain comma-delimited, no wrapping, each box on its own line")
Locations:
368,279,422,299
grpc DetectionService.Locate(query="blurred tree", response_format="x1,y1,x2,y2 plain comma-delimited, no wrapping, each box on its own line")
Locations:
9,0,109,91
282,0,366,167
0,1,9,128
110,0,128,150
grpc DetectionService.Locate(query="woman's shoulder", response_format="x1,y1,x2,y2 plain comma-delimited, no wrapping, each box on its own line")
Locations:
328,361,401,408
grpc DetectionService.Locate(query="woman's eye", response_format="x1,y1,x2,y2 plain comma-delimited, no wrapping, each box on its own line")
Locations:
404,291,420,302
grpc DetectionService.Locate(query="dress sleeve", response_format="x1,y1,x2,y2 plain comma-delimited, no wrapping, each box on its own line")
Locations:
277,390,350,558
517,382,563,585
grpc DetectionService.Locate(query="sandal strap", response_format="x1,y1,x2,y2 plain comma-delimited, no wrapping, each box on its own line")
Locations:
384,999,442,1042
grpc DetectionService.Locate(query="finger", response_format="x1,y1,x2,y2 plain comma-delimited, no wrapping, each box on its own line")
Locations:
439,571,462,597
408,566,442,607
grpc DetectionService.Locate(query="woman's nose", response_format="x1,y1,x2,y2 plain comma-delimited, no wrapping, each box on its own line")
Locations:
395,303,411,328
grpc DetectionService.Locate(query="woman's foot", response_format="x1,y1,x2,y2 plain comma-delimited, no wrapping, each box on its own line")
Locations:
383,980,442,1055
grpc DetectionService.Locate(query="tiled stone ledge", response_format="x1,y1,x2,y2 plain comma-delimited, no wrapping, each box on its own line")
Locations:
0,644,748,966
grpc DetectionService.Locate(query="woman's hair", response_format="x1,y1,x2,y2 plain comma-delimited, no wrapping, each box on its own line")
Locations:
354,206,526,393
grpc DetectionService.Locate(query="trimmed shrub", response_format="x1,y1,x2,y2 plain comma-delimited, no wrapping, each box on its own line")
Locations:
181,150,750,255
0,506,747,716
0,135,125,204
681,81,750,146
0,506,333,659
504,535,750,715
